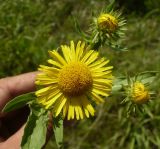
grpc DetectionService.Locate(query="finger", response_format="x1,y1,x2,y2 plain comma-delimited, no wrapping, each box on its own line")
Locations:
0,106,30,138
0,72,39,111
0,125,25,149
0,121,6,142
0,121,53,149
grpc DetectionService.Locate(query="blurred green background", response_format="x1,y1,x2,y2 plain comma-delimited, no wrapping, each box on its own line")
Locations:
0,0,160,148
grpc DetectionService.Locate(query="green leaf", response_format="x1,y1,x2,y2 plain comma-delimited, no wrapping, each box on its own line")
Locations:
112,77,127,92
107,41,128,52
53,116,63,149
137,71,158,84
21,104,49,149
3,92,36,113
129,138,135,149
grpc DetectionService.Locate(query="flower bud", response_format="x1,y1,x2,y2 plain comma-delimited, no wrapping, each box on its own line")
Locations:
131,82,150,104
97,13,118,32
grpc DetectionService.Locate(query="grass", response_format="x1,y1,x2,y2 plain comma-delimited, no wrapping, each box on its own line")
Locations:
0,0,160,149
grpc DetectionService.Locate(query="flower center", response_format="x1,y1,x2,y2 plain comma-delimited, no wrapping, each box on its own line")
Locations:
131,82,150,104
97,13,118,32
58,62,93,96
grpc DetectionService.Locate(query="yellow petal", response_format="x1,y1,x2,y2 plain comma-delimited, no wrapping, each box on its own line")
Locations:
45,92,63,109
49,50,67,65
90,92,105,103
76,41,84,60
92,88,109,97
55,97,67,116
68,103,74,120
90,66,113,72
63,100,69,118
85,52,99,65
61,45,71,63
46,89,61,100
81,50,94,63
92,71,112,78
88,58,106,68
36,78,58,85
70,41,76,61
78,106,84,119
38,65,60,76
35,86,53,96
93,84,111,92
47,59,63,68
72,97,82,120
84,108,90,118
75,107,80,120
90,60,110,69
81,96,95,116
93,79,113,87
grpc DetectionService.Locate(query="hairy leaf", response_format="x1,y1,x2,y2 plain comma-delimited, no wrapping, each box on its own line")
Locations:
21,104,49,149
3,92,36,113
53,116,63,149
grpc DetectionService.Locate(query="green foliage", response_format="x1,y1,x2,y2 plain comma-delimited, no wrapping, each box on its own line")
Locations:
21,104,49,149
0,0,75,77
2,92,36,113
53,116,64,149
1,0,160,149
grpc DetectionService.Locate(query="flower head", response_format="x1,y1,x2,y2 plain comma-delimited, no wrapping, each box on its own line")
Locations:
36,41,113,120
131,82,150,104
91,11,126,41
89,10,126,50
97,13,118,32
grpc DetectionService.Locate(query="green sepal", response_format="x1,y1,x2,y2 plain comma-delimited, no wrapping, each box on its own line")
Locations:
73,17,90,42
105,0,115,12
89,32,102,50
107,41,128,52
21,103,49,149
2,92,36,113
53,115,63,149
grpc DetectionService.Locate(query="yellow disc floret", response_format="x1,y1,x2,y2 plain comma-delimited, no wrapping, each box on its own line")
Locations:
131,82,150,104
58,62,93,96
97,13,118,32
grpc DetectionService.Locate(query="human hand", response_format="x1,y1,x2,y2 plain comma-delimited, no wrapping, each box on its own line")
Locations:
0,72,40,149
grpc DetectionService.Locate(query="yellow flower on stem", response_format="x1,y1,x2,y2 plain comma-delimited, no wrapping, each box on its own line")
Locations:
90,11,126,50
131,82,150,104
35,41,113,120
97,13,118,32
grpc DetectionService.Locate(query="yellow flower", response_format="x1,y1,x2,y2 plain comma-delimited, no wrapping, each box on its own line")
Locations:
131,82,150,104
36,41,113,120
97,13,118,32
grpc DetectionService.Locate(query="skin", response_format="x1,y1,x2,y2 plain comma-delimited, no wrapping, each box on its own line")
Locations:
0,72,39,149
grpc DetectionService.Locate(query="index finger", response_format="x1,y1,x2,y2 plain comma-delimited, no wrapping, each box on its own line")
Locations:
0,72,39,111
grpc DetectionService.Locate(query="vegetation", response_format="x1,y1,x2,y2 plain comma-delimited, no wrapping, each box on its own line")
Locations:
0,0,160,148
